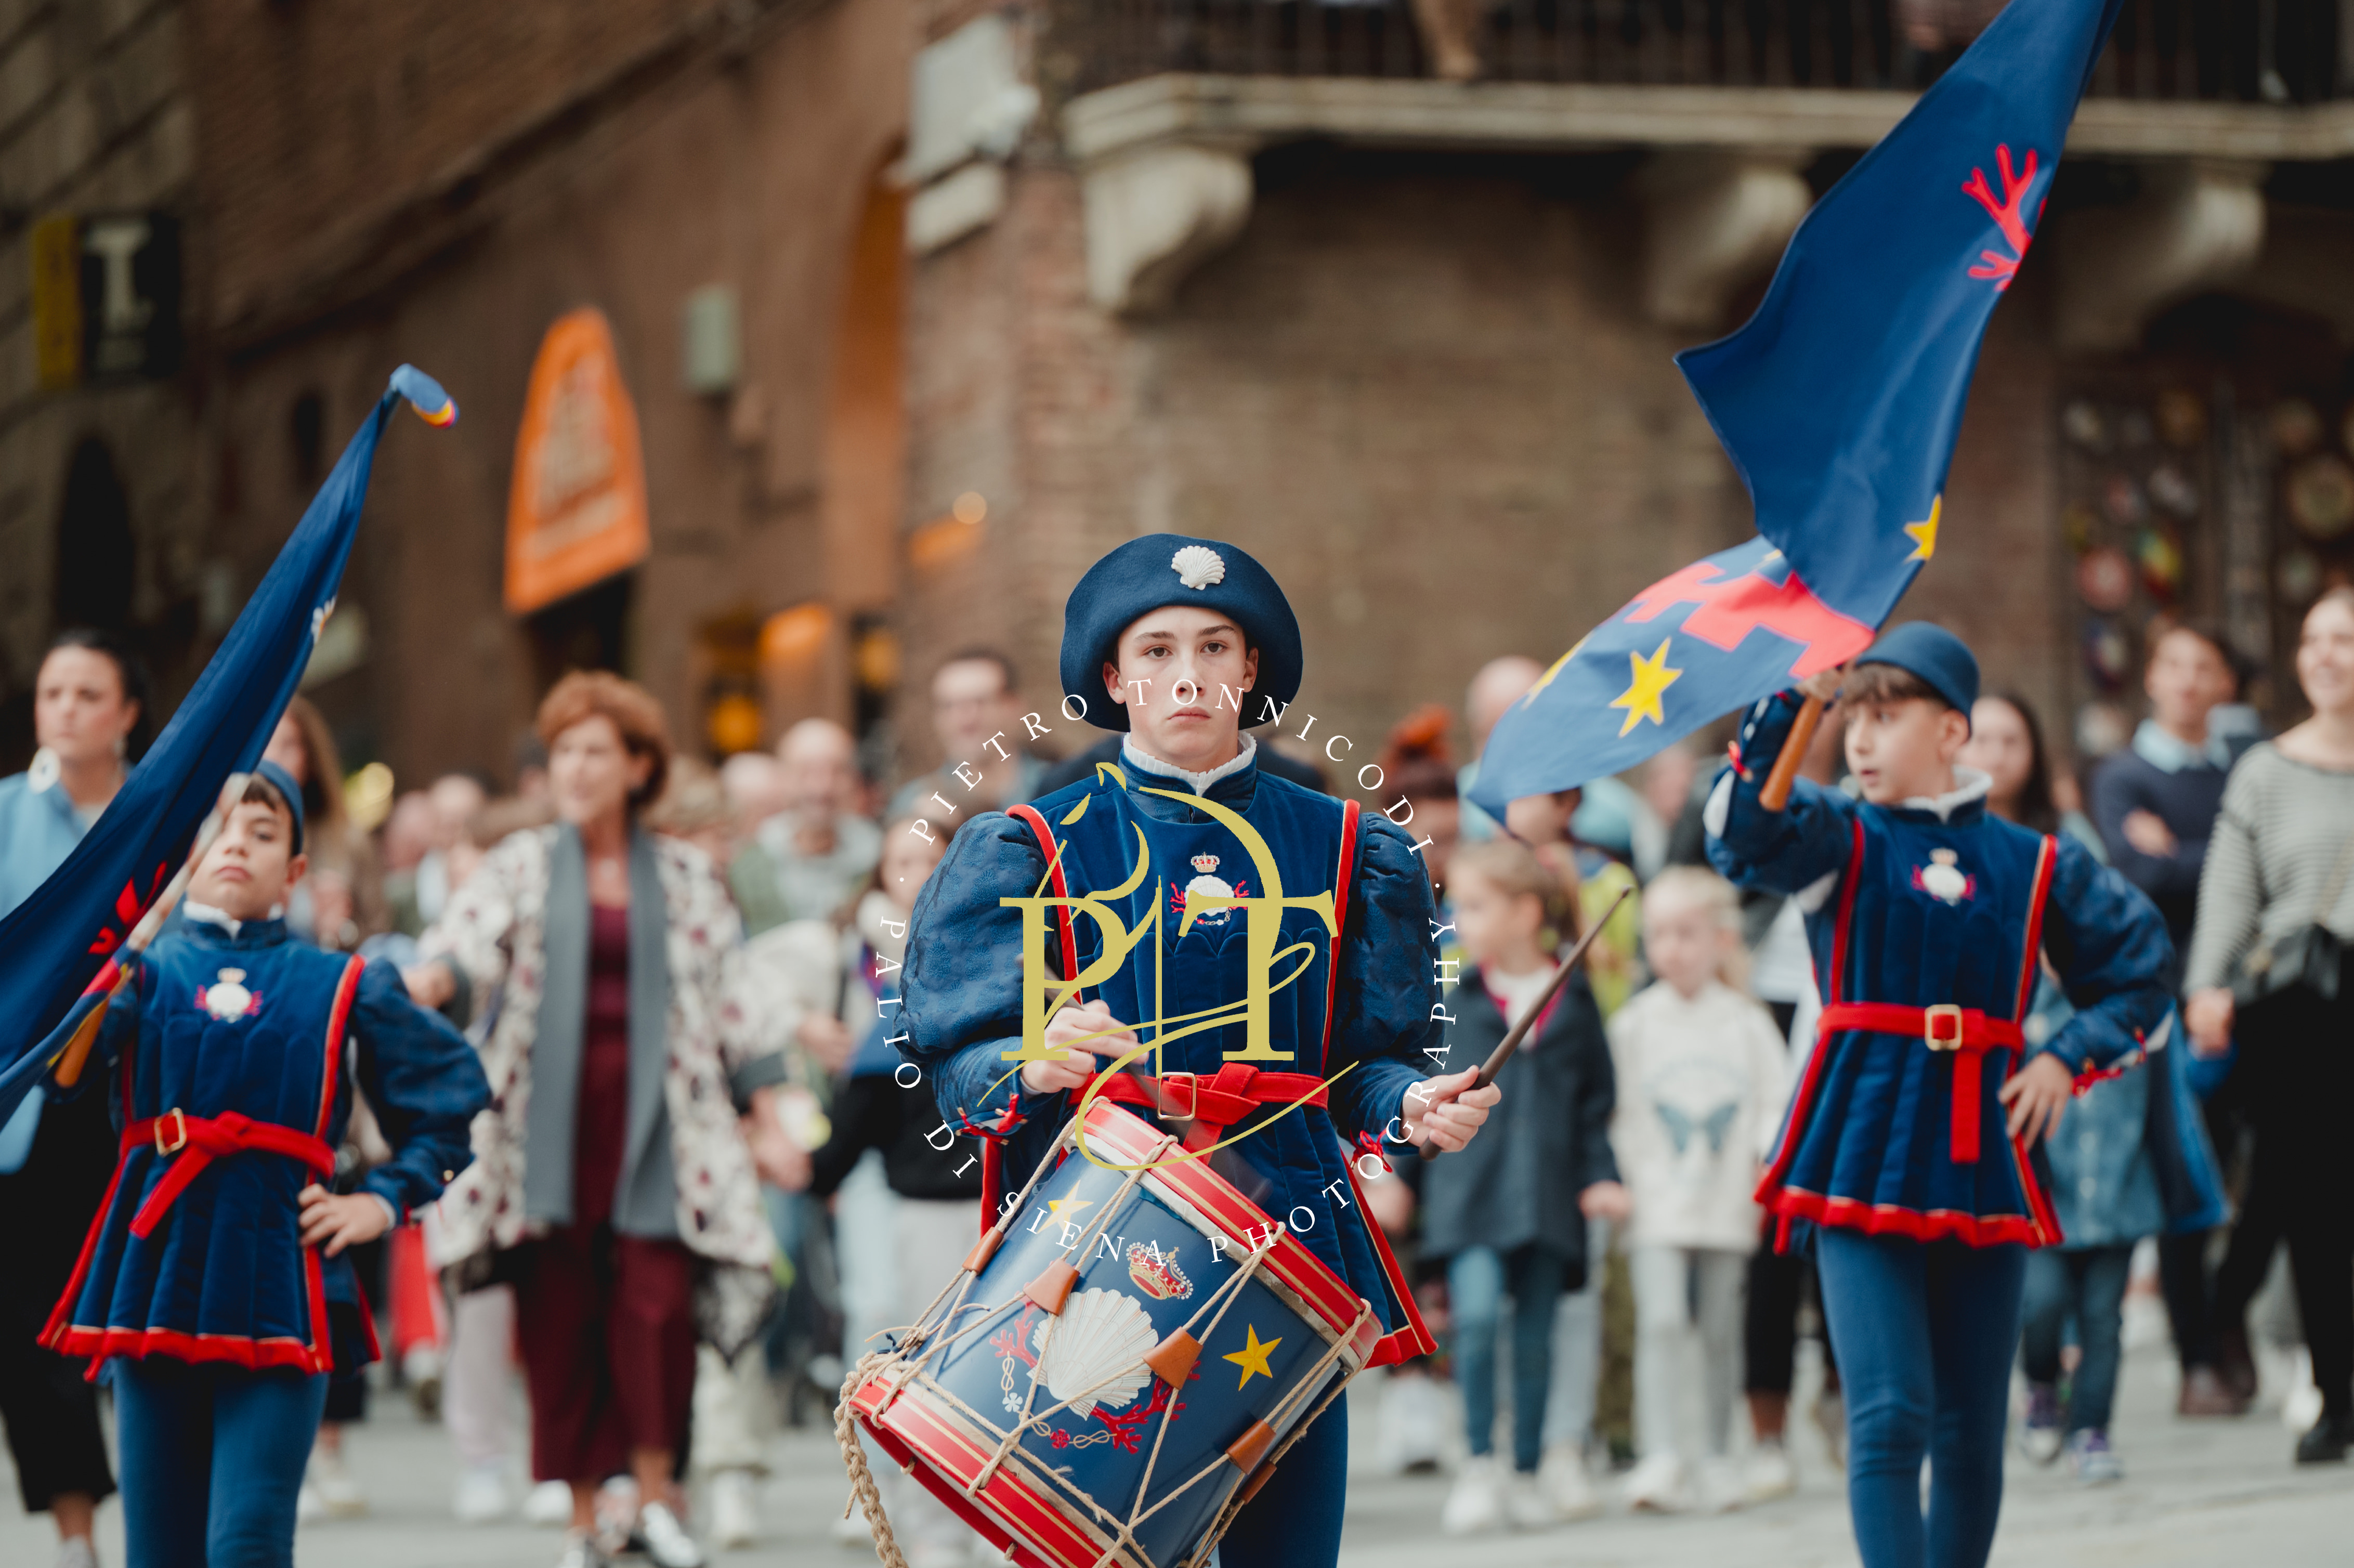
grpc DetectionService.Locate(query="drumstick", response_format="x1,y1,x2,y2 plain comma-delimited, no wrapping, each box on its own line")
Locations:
1758,695,1824,812
1416,882,1633,1160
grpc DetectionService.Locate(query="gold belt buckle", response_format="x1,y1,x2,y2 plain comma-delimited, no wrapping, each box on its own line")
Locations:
154,1107,188,1156
1923,1004,1965,1052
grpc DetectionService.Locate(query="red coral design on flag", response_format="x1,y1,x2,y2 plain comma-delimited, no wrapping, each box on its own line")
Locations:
1961,145,2041,291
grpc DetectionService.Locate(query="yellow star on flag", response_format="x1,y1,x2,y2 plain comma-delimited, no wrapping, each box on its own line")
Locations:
1609,639,1682,737
1223,1324,1281,1389
1904,494,1941,562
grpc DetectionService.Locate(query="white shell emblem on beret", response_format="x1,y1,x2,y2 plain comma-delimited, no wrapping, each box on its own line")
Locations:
1171,545,1225,590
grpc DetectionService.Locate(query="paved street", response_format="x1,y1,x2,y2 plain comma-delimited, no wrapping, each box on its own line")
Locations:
5,1336,2347,1567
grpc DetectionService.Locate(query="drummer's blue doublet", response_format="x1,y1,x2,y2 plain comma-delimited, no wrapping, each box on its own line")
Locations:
903,746,1442,1351
43,917,487,1372
1708,690,2174,1247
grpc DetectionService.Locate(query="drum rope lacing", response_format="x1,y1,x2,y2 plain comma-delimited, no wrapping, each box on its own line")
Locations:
836,1120,1380,1568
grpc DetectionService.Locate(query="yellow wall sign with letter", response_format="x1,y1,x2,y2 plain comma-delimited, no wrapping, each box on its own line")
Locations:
505,308,649,615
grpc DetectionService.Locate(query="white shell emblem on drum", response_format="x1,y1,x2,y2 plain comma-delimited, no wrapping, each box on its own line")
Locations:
197,969,261,1022
1913,850,1974,905
1031,1289,1158,1418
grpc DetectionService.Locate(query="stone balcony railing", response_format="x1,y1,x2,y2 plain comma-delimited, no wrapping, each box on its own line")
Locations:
1012,0,2352,341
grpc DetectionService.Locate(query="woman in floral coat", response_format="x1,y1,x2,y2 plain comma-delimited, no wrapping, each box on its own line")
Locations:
408,673,790,1568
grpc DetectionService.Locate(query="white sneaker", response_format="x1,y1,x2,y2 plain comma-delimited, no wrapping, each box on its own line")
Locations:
1743,1441,1798,1503
404,1344,445,1419
554,1531,607,1568
55,1538,98,1568
1814,1390,1847,1469
1693,1456,1746,1513
453,1463,513,1523
1538,1442,1601,1522
634,1501,706,1568
596,1477,641,1551
308,1448,368,1518
1503,1469,1558,1530
1440,1455,1507,1534
525,1480,577,1527
705,1470,757,1549
1377,1372,1447,1473
296,1480,324,1525
1621,1452,1690,1513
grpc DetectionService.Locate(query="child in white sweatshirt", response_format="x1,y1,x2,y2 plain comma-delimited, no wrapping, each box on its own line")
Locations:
1611,867,1790,1512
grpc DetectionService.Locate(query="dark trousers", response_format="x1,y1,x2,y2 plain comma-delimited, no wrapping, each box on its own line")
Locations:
514,1224,699,1482
1745,1212,1840,1396
0,1084,119,1511
2155,1099,2240,1370
114,1358,326,1568
2238,972,2354,1421
2020,1244,2134,1433
1219,1394,1346,1568
1817,1231,2025,1568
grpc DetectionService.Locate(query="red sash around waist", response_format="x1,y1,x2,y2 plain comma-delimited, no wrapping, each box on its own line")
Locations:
122,1110,338,1240
1816,1002,2024,1164
1089,1062,1330,1153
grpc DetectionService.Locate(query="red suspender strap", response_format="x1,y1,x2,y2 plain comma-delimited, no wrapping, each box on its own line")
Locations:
1828,818,1865,1006
1318,799,1361,1067
312,956,367,1369
986,805,1076,1237
2006,835,2063,1244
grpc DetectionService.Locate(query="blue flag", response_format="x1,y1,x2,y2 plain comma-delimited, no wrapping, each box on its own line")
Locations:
1471,0,2121,817
0,367,456,1122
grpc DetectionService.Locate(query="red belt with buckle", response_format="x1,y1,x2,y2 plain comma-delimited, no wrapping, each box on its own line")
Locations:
121,1109,337,1240
1091,1063,1330,1153
1816,1002,2025,1164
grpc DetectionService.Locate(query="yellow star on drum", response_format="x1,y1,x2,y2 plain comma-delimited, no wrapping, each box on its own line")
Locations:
1224,1324,1281,1389
1045,1195,1093,1226
1610,638,1682,737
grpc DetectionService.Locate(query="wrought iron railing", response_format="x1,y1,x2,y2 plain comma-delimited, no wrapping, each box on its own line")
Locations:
1049,0,2345,101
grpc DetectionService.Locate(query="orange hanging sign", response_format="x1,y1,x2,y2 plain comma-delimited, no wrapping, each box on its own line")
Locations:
505,309,649,614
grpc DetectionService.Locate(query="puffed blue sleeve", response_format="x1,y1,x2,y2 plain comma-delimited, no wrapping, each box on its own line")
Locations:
2036,834,2175,1078
347,958,491,1222
1325,812,1443,1142
901,812,1057,1140
1704,690,1860,897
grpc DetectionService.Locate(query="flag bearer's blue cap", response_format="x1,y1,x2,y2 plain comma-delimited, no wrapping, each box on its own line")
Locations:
250,759,307,853
1059,535,1302,733
1853,622,1979,722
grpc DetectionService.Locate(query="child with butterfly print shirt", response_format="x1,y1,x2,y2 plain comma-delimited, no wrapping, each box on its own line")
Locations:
1610,867,1790,1512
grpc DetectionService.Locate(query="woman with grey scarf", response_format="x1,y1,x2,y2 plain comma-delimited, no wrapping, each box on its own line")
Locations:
409,673,792,1568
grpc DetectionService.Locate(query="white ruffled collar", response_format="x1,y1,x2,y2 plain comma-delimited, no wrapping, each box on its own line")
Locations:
1900,766,1993,821
1120,733,1258,795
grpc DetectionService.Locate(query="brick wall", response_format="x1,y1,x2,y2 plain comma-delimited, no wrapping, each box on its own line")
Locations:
900,143,2069,789
0,0,198,708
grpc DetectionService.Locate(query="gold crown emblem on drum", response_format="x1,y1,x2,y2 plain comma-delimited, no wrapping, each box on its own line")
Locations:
1125,1241,1194,1301
1190,853,1220,874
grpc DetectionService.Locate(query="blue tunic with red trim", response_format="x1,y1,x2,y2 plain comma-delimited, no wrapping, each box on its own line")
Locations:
901,749,1441,1345
42,917,487,1373
1707,691,2173,1247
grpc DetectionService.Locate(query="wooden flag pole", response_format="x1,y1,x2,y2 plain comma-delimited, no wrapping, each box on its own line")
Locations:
1758,695,1825,812
1417,882,1633,1160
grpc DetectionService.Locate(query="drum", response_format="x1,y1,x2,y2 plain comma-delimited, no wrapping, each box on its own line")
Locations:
844,1096,1382,1568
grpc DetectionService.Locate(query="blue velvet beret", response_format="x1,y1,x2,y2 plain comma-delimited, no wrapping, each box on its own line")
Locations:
1854,621,1979,721
1058,534,1302,733
251,757,307,854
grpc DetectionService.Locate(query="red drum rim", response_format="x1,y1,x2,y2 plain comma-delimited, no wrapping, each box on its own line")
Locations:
852,1376,1110,1568
1068,1097,1381,1367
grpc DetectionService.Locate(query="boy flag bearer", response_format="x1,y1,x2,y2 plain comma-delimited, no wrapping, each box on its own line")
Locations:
902,533,1499,1568
40,761,490,1568
1706,623,2174,1568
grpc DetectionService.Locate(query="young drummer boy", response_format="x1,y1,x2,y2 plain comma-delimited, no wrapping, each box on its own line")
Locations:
40,761,489,1568
1705,624,2171,1568
901,534,1499,1568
